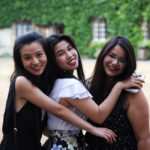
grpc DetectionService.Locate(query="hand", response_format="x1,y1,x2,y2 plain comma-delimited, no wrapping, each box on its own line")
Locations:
91,127,117,144
59,98,72,108
117,75,144,90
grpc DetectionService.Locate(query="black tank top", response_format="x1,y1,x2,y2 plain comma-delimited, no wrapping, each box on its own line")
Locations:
85,102,137,150
0,78,47,150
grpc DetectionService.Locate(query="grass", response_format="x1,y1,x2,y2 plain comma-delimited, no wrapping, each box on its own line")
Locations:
0,58,150,142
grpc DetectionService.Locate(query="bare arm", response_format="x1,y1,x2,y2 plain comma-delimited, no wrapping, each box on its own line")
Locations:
15,76,116,143
65,77,143,124
126,90,150,150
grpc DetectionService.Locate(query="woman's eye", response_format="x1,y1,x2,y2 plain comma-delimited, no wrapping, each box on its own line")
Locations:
58,52,64,56
37,53,43,57
119,59,127,64
109,54,116,59
68,46,73,51
24,56,31,60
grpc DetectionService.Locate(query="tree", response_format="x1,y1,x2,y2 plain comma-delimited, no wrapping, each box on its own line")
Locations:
0,0,150,57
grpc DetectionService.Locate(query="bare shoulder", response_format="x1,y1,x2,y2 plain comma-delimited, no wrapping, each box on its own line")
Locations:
126,89,149,108
15,76,43,105
15,76,36,95
126,90,149,143
16,76,34,89
16,76,31,85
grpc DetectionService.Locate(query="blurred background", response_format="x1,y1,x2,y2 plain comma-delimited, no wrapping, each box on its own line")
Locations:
0,0,150,60
0,0,150,143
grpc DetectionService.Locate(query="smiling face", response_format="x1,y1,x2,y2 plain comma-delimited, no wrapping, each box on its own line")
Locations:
20,42,47,76
54,40,79,73
103,45,127,78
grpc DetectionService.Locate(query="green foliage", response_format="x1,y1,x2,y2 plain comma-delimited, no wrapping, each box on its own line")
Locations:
0,52,12,57
0,0,150,58
84,42,106,58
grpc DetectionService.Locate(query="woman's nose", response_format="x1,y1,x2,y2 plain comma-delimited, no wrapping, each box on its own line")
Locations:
66,51,72,58
112,58,119,65
32,57,39,64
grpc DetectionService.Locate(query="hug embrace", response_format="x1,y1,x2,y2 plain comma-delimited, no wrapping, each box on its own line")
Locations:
0,32,149,150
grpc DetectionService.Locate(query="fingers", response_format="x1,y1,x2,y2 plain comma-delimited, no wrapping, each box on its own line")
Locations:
102,128,117,144
126,76,144,89
132,77,144,89
132,74,140,78
121,73,145,89
131,74,145,83
94,127,117,144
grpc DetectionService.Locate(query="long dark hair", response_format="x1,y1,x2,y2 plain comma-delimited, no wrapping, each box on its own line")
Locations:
11,32,55,94
90,35,136,105
46,33,85,83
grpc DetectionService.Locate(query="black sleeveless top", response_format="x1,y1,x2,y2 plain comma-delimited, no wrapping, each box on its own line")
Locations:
0,78,47,150
85,101,137,150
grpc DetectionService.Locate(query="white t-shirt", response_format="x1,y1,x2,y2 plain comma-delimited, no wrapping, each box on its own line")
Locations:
47,78,92,130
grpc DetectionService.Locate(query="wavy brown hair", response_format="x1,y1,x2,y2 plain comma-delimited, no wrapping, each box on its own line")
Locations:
90,35,136,105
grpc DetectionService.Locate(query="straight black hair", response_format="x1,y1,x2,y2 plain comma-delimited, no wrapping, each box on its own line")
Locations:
46,33,85,83
90,35,136,106
11,32,55,94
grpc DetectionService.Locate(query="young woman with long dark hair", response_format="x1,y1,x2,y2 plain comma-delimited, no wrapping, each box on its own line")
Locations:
85,35,150,150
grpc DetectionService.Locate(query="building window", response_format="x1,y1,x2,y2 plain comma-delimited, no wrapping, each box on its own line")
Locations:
53,24,64,34
92,18,107,42
16,22,33,38
141,21,150,42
